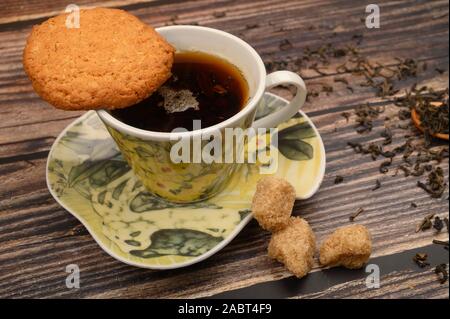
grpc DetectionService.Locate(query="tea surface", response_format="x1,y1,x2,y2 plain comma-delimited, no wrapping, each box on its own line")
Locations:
110,51,249,132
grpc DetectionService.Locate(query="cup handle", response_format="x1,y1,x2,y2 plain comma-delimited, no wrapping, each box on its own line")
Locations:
252,71,307,129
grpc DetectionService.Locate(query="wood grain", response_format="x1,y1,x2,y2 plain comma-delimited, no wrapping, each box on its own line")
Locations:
0,0,448,150
0,0,159,23
0,0,448,299
212,244,449,299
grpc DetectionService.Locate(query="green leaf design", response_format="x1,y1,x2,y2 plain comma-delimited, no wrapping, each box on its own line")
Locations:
68,161,105,187
129,231,141,238
89,160,129,187
124,240,141,247
132,180,143,192
275,121,316,161
278,122,316,140
54,159,64,168
130,229,222,258
112,179,129,200
130,192,175,212
60,136,105,155
278,139,313,161
68,154,129,188
129,192,221,212
65,131,80,138
97,190,107,205
239,209,252,220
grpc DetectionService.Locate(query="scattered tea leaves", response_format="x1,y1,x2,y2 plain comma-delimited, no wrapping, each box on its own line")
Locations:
416,213,435,233
413,253,430,268
279,39,293,51
213,11,226,18
352,34,364,44
417,101,449,136
310,64,328,75
417,167,447,198
334,77,349,85
379,160,392,174
354,104,384,134
394,58,419,80
348,141,363,153
395,86,449,140
322,84,334,94
372,179,381,191
381,128,393,145
246,23,259,29
259,33,448,252
435,264,448,284
341,112,351,122
433,216,444,232
334,176,344,184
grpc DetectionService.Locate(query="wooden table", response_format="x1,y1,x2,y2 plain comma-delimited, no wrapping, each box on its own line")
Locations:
0,0,448,299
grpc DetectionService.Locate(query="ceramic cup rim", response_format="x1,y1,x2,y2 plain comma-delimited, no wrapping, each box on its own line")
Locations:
96,25,267,141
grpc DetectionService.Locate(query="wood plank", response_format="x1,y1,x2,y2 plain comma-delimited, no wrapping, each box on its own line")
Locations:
0,54,447,152
0,135,447,297
0,0,447,151
0,136,54,158
294,269,449,299
0,0,158,23
211,243,449,299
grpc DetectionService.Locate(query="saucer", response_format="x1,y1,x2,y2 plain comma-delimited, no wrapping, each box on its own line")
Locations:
46,93,326,269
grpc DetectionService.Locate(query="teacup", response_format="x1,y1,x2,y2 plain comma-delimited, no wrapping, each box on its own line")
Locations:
97,25,307,203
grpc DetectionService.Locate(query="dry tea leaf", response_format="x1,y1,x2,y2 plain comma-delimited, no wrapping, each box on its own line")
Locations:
416,213,435,233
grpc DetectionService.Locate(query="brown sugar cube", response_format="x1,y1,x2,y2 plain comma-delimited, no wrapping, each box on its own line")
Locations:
319,224,372,269
252,176,296,232
268,217,316,278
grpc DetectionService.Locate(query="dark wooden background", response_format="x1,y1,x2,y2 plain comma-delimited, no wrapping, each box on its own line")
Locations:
0,0,448,299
